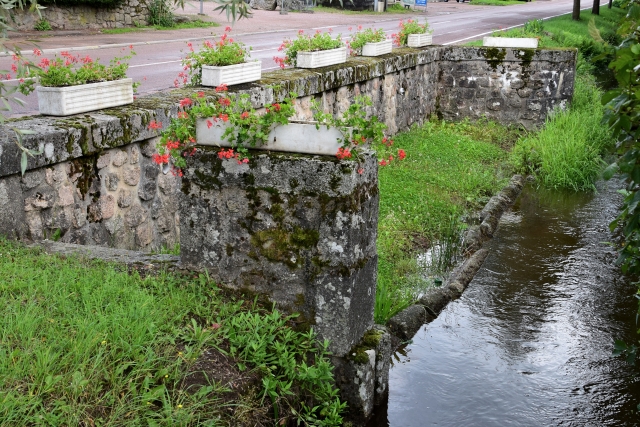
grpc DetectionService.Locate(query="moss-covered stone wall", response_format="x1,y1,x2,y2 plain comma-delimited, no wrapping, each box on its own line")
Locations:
0,46,576,250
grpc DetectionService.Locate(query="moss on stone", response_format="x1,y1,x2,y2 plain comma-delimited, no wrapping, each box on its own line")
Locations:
250,226,319,269
348,329,383,364
482,47,507,71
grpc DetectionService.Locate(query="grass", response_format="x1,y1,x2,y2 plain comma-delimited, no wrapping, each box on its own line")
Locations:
375,118,519,322
102,20,218,34
0,239,345,426
375,9,624,322
479,10,621,191
511,67,611,191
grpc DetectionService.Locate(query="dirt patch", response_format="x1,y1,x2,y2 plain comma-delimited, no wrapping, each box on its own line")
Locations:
181,343,272,426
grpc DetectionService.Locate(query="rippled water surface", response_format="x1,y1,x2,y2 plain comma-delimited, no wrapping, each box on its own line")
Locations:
371,180,640,426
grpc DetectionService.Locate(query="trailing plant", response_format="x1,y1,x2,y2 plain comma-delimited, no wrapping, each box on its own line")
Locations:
391,19,431,46
348,26,386,56
154,87,406,175
273,29,343,68
310,95,405,166
153,87,297,174
178,26,251,87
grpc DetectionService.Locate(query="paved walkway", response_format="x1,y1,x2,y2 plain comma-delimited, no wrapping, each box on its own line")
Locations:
4,0,477,51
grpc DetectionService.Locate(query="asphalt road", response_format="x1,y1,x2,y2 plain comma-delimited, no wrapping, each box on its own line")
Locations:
0,0,604,116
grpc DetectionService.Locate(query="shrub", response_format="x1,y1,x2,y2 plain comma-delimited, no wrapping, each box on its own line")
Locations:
148,0,175,27
34,18,52,31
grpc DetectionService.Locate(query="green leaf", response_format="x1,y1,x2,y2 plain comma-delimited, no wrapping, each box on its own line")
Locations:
20,151,27,176
602,163,618,180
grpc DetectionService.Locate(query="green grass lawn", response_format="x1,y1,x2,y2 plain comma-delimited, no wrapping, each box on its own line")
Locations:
102,20,218,34
375,119,520,322
0,240,344,426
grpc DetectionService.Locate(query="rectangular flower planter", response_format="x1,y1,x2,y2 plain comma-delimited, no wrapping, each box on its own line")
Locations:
361,39,393,57
37,78,133,116
482,37,539,48
201,60,262,87
195,120,348,156
407,33,433,48
296,47,347,69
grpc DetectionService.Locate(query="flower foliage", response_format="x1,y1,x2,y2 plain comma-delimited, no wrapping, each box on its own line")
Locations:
348,26,387,56
178,26,251,87
310,95,406,167
154,86,296,174
154,87,407,175
273,29,343,69
392,19,431,46
12,46,135,94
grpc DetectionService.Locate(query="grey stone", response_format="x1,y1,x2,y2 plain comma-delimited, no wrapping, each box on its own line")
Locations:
138,164,159,201
387,304,427,341
123,166,141,186
112,150,128,167
118,189,133,208
180,151,378,357
125,205,148,228
104,172,120,191
249,0,277,10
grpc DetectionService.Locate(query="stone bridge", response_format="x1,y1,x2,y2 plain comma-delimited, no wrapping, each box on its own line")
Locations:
0,45,576,422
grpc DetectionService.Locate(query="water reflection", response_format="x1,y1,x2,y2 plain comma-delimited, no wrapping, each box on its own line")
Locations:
371,179,640,427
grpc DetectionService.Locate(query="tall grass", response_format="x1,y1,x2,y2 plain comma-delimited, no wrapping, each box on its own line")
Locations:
375,120,516,323
511,69,612,191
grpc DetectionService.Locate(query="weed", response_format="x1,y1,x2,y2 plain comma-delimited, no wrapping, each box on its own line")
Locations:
34,18,52,31
148,0,175,27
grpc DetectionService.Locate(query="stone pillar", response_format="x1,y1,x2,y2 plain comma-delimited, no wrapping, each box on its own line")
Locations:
179,147,378,358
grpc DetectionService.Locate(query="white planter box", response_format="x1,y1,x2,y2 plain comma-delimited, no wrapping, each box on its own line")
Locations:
296,47,347,69
482,37,539,48
37,78,133,116
201,60,262,87
196,120,348,156
407,33,433,48
361,39,393,57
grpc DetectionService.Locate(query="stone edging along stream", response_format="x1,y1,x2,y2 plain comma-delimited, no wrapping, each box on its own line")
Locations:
386,174,526,342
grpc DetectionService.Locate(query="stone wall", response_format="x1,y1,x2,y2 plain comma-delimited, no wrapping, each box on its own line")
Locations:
180,150,379,358
437,47,576,126
11,0,149,30
0,46,576,251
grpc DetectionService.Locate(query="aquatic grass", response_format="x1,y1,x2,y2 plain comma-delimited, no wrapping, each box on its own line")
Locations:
376,119,514,322
511,71,612,191
0,239,345,426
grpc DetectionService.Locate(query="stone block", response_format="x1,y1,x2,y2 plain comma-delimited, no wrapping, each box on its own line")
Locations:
180,149,378,357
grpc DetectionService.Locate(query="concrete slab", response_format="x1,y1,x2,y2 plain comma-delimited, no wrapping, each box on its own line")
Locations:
483,36,538,48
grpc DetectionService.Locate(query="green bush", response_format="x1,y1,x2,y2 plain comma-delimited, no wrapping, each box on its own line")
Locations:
148,0,175,27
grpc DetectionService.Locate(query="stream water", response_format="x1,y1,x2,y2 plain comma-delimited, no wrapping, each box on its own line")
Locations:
370,179,640,426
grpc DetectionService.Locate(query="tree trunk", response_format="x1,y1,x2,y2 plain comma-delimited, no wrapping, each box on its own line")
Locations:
592,0,600,15
608,0,612,9
573,0,580,20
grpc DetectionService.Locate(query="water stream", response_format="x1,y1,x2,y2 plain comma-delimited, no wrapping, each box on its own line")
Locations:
370,179,640,426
